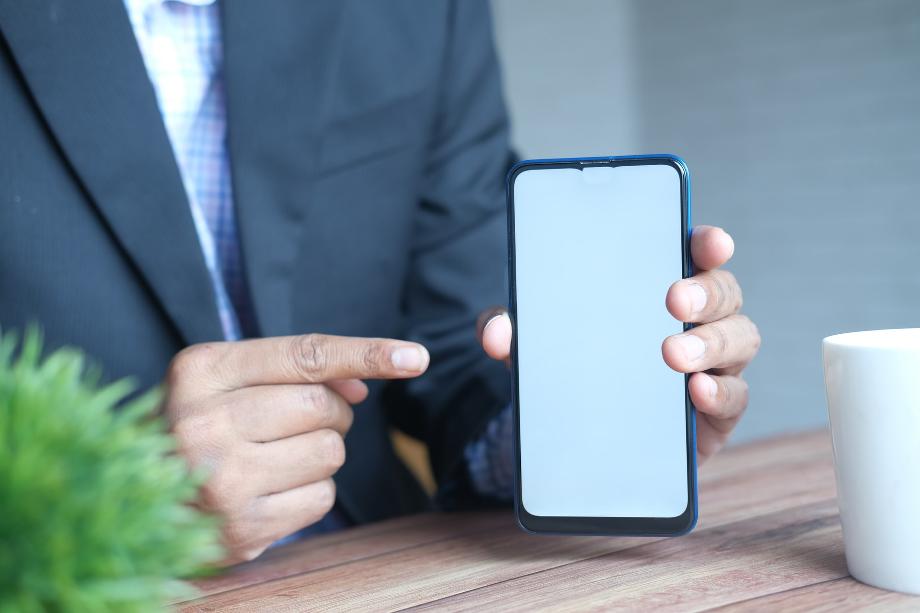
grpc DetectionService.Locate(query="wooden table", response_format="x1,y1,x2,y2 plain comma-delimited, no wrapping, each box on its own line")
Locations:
180,431,920,611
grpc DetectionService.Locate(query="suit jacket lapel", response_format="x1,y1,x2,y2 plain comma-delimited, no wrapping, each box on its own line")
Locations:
0,0,223,344
220,0,345,338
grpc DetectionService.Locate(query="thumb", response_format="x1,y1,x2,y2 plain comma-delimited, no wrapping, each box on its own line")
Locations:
477,308,512,367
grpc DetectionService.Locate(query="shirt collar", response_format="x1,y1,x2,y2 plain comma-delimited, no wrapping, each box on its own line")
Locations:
124,0,218,21
123,0,218,34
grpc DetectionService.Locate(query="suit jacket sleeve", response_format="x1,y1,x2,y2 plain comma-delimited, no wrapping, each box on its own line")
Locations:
382,0,514,509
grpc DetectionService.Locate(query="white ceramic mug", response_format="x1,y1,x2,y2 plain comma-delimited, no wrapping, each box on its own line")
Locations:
823,328,920,595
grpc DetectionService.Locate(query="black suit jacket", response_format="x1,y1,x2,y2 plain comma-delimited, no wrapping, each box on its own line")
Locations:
0,0,511,523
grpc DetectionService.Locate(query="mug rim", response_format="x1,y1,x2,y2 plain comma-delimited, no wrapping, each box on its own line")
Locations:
823,328,920,350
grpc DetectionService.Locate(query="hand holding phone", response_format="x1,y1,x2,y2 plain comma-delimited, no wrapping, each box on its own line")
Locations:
479,155,759,535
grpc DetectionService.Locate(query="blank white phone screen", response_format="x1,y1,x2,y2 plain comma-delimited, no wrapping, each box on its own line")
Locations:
514,163,688,518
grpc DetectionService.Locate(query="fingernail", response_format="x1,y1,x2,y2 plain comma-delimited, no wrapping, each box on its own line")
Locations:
391,346,429,372
484,312,506,332
676,334,706,363
722,230,735,258
701,374,718,399
687,283,707,315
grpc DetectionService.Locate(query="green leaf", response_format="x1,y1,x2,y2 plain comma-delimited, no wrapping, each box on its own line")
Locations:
0,328,223,611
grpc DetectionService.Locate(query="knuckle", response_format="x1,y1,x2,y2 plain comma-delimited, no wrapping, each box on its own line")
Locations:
290,334,328,378
341,405,355,433
169,343,220,375
316,478,337,513
164,397,190,429
170,414,199,449
716,378,749,419
167,343,219,386
314,387,336,425
298,384,326,415
172,412,209,452
734,314,761,353
717,378,731,407
199,482,221,510
738,380,750,409
200,471,240,513
222,520,266,564
361,342,386,375
708,322,730,356
720,270,743,312
194,447,247,513
172,408,234,454
317,429,346,471
237,546,265,564
706,273,728,312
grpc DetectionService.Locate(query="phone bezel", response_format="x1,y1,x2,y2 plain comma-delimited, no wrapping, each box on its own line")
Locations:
506,154,698,536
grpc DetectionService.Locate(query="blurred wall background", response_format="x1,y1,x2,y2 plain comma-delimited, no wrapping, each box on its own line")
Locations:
491,0,920,443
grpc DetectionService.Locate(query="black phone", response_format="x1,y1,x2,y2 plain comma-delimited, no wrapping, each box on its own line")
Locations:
507,155,696,536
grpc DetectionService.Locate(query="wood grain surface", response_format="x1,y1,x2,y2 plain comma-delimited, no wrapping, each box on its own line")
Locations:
180,431,920,611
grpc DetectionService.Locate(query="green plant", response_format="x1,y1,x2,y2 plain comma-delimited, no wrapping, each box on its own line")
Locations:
0,329,223,612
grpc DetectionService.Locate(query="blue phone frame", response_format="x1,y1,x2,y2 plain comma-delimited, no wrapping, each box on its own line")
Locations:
506,154,698,536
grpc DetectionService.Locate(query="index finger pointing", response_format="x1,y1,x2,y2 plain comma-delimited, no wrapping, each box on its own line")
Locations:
205,334,430,390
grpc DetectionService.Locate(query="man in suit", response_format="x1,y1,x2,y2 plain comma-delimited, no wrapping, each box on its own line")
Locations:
0,0,760,563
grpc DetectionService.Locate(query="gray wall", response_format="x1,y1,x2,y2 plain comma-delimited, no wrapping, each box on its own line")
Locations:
492,0,920,443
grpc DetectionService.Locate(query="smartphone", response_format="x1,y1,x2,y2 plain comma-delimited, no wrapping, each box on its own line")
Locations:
507,155,696,536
